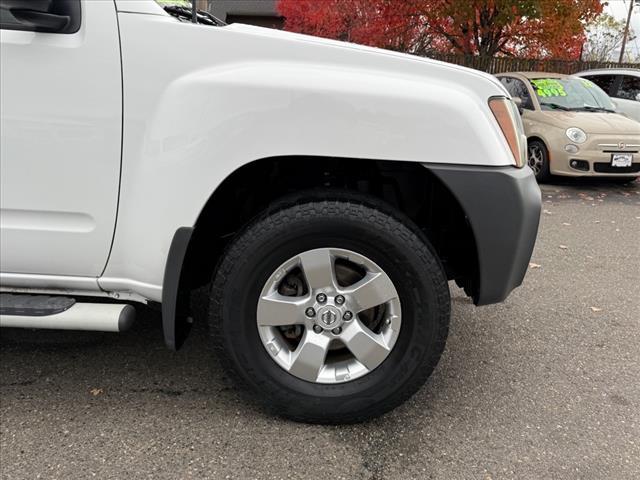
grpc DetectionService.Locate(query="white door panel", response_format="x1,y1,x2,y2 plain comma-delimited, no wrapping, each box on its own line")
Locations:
0,1,122,276
615,98,640,123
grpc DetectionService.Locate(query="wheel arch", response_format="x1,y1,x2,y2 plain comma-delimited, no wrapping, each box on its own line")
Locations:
527,135,550,153
527,135,552,179
166,156,480,349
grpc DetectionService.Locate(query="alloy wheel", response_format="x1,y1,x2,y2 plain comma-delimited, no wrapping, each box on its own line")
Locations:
528,144,544,175
256,248,401,384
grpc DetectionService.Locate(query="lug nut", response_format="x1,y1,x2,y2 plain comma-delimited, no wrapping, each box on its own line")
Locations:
313,325,323,334
305,308,316,318
335,295,345,305
332,327,342,335
343,311,353,321
316,293,327,303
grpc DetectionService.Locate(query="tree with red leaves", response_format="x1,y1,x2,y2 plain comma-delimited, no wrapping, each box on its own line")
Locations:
275,0,433,55
277,0,604,60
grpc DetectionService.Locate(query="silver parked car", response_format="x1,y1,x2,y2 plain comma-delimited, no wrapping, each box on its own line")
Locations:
575,68,640,122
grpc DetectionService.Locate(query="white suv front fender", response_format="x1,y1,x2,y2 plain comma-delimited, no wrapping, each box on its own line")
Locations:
100,12,516,301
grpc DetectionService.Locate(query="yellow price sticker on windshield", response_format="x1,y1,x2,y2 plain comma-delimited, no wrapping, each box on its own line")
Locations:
531,79,567,97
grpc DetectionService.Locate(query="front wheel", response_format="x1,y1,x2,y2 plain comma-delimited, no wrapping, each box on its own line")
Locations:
209,194,450,423
528,140,551,183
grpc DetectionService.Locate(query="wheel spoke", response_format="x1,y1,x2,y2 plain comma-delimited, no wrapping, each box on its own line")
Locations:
344,272,397,312
257,293,307,327
288,329,331,381
257,247,402,384
298,249,337,291
528,147,543,174
341,319,390,371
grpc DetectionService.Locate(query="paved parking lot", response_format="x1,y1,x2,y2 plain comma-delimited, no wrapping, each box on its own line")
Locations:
1,179,639,480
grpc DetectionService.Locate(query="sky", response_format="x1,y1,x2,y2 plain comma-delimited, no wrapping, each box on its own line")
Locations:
604,0,640,59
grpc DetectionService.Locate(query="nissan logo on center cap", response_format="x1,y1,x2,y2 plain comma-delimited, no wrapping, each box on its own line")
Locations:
321,310,337,326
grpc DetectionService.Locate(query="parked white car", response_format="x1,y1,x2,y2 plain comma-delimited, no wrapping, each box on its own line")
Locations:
0,0,541,422
575,68,640,122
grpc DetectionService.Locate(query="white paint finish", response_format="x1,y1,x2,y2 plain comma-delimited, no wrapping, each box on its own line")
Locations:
100,15,515,301
97,277,162,301
0,272,100,291
0,1,122,276
1,209,95,233
0,303,134,332
0,271,146,302
1,3,520,303
613,97,640,123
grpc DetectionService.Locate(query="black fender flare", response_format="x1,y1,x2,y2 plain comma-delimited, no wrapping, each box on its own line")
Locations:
425,164,541,305
162,226,194,350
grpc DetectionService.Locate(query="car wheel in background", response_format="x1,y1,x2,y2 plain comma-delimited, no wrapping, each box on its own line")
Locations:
528,140,551,183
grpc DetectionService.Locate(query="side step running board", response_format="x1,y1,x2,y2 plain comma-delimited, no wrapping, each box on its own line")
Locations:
0,293,135,332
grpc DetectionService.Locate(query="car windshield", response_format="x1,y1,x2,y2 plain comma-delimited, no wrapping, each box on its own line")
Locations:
531,77,616,112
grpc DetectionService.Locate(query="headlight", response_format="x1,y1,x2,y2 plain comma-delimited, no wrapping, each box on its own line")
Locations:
566,127,587,144
489,97,527,168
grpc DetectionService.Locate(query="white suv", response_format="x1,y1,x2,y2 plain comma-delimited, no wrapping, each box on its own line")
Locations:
0,0,541,422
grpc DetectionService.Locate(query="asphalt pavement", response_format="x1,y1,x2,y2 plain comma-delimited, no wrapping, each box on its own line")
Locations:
1,178,639,480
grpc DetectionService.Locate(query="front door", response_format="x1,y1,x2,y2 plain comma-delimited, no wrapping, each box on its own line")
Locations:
0,0,122,277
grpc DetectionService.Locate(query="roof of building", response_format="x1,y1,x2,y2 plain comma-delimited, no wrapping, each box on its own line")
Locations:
209,0,279,20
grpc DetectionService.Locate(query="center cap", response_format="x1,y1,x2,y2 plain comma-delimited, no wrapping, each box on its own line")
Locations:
318,306,341,328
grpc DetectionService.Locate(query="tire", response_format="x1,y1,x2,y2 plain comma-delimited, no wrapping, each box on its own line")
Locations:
528,140,551,183
208,193,450,424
